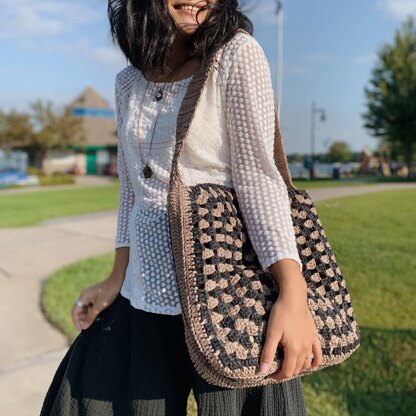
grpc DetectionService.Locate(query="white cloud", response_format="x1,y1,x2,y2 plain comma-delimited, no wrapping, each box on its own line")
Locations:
379,0,416,20
0,0,101,39
14,37,93,55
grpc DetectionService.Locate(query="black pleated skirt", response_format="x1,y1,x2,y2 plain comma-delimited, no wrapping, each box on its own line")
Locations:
40,292,307,416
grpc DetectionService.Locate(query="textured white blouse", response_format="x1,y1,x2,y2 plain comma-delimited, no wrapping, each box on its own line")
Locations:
114,30,302,315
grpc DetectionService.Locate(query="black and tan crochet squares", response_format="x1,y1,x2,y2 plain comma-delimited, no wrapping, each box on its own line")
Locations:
178,182,360,387
189,184,280,370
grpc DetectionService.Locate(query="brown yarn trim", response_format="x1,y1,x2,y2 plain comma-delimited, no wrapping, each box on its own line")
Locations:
166,35,222,381
272,101,296,190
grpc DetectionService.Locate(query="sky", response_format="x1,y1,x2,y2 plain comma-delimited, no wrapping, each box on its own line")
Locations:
0,0,415,154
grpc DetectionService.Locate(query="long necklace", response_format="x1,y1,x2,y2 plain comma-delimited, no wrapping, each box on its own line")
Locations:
137,80,175,178
137,60,190,179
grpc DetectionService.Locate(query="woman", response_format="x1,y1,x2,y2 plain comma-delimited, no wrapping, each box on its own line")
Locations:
40,1,322,415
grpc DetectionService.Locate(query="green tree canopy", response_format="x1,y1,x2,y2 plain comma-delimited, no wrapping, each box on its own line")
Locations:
29,99,86,159
0,108,34,151
362,16,416,177
0,100,86,164
329,141,352,163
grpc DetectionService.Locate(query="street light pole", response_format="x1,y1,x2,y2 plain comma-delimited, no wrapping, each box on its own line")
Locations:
310,101,326,180
275,1,283,121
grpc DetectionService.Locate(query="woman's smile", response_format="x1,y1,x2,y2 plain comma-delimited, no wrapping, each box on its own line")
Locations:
175,7,198,15
174,3,202,13
173,1,207,11
170,1,210,30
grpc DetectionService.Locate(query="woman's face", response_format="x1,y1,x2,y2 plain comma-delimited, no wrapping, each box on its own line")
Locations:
167,1,214,36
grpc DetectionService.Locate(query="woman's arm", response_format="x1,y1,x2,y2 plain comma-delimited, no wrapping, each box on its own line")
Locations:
110,247,130,284
72,73,136,331
114,72,135,253
224,35,322,378
224,36,302,278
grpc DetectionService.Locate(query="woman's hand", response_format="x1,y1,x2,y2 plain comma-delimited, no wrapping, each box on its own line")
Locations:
258,259,323,381
72,248,129,332
71,274,124,332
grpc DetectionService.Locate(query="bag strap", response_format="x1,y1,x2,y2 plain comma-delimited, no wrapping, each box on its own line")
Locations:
273,103,295,189
169,30,295,192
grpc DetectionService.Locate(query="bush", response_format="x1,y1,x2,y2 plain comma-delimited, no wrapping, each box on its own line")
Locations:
38,173,75,185
27,166,45,176
26,167,75,185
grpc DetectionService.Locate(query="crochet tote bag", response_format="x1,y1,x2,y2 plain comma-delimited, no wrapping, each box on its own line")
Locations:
167,35,361,389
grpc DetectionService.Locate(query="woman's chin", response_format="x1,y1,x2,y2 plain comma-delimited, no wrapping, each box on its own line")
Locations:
175,21,200,36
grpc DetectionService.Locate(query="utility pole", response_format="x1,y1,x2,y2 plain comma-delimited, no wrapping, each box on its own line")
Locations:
276,1,283,121
310,101,326,180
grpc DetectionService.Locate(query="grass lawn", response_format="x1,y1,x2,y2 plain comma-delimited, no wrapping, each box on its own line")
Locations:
0,176,401,227
0,185,120,227
41,188,416,415
300,188,415,415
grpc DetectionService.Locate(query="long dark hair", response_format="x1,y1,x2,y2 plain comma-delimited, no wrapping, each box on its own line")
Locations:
107,0,253,79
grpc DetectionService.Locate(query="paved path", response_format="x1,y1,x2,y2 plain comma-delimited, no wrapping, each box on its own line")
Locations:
0,182,415,415
299,181,416,200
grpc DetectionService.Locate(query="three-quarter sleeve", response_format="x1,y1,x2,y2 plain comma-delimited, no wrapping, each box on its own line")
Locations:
224,37,303,273
114,72,135,249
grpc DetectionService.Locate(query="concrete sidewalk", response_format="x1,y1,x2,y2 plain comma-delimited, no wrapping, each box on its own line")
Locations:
0,210,119,415
301,181,416,200
0,182,415,415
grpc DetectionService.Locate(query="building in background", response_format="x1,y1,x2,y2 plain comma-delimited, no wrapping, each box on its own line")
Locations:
42,86,118,175
70,87,118,175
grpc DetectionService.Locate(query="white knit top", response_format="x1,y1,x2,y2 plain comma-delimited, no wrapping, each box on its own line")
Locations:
114,31,302,315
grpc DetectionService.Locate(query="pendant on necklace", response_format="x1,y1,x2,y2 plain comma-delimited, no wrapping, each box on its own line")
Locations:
143,164,153,178
155,89,163,101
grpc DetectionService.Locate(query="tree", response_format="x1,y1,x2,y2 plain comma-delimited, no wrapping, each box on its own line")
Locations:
0,100,86,169
29,100,86,165
0,100,86,168
329,141,352,163
287,152,303,163
0,108,35,152
362,16,416,177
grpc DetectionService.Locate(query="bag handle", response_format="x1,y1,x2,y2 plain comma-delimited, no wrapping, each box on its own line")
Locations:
273,103,295,189
169,30,296,191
